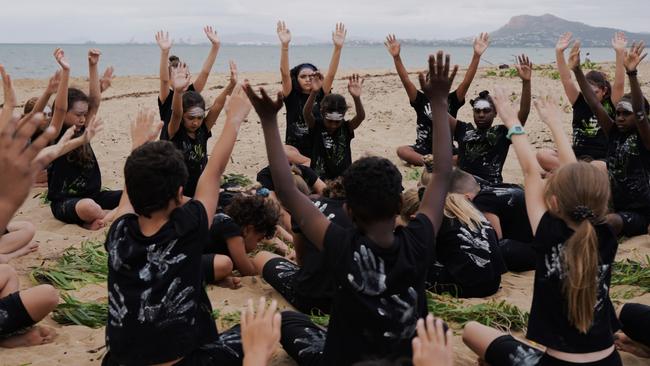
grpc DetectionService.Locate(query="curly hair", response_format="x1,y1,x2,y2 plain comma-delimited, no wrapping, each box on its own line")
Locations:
225,195,281,239
323,177,346,199
125,141,188,218
343,156,403,222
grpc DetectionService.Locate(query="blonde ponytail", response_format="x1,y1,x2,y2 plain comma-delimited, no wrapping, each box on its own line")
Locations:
443,193,485,232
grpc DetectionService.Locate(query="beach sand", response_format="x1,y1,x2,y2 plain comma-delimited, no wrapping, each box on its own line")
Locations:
3,62,650,365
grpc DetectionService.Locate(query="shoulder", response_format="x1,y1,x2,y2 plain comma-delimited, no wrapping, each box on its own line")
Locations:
572,92,587,108
171,200,209,234
411,90,427,106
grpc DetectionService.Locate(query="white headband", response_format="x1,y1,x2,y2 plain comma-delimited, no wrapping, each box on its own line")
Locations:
324,112,344,121
473,100,492,110
617,101,634,113
187,107,206,117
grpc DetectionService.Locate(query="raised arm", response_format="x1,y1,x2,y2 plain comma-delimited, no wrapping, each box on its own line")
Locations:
417,51,456,234
492,88,546,233
31,71,60,117
36,116,104,162
455,32,489,102
49,48,70,135
569,42,615,135
86,49,102,123
535,95,577,166
302,72,322,129
514,54,532,125
347,74,365,130
611,32,628,104
193,26,221,93
204,60,238,131
385,34,418,102
100,66,115,94
0,65,16,131
556,32,580,104
244,84,331,250
167,64,191,139
155,31,173,103
322,23,346,94
625,42,650,149
195,85,251,224
277,21,293,97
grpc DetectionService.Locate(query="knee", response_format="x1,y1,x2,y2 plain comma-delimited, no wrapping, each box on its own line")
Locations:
35,285,60,312
606,213,624,235
462,321,482,344
253,251,280,273
213,255,234,279
75,199,103,216
396,145,409,157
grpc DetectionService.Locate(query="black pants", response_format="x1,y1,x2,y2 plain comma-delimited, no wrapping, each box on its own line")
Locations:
279,311,326,366
620,303,650,346
51,190,122,225
485,335,622,366
0,292,35,336
498,239,537,272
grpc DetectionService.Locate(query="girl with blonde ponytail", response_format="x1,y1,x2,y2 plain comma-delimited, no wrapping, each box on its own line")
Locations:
463,90,622,366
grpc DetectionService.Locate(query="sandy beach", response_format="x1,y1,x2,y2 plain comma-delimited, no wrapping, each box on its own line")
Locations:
2,62,650,366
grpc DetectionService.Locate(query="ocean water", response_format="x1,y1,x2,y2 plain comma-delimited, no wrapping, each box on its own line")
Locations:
0,44,618,79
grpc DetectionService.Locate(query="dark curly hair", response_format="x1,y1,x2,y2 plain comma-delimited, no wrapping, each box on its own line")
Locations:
469,90,495,110
321,93,348,114
323,177,346,199
225,195,281,239
343,156,403,222
125,141,188,218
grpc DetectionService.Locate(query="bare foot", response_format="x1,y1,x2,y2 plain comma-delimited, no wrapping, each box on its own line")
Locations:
216,276,242,289
615,332,650,358
0,326,57,348
4,242,39,261
83,219,105,231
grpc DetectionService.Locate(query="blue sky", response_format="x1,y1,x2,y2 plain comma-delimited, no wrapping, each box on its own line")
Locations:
2,0,648,43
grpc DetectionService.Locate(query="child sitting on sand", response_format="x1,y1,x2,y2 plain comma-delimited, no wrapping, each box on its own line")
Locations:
245,50,454,364
103,85,250,365
386,33,490,166
167,61,237,197
303,73,366,180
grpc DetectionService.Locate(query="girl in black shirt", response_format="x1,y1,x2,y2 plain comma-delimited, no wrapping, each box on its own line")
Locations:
463,89,622,366
278,21,346,165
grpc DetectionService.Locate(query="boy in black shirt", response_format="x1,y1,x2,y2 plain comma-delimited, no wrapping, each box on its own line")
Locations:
244,51,454,365
103,88,250,365
303,73,366,180
385,33,489,166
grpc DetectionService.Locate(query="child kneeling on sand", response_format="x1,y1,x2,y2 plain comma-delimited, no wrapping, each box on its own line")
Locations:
102,86,250,365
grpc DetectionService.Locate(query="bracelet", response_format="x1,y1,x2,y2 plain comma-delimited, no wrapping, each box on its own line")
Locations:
627,69,638,76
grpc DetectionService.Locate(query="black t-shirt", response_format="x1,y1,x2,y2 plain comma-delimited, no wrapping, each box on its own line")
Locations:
435,216,506,288
473,183,534,242
309,119,354,180
204,213,243,256
284,88,325,157
455,122,511,184
256,164,319,192
527,212,619,353
158,84,196,141
607,129,650,212
104,200,218,365
171,123,212,198
572,93,614,159
292,197,353,299
47,127,101,203
320,213,434,364
410,90,465,150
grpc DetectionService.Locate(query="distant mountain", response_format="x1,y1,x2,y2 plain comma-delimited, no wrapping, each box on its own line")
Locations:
486,14,650,47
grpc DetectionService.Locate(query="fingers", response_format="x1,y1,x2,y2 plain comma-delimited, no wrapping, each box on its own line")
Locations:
415,318,428,343
449,65,459,85
426,315,436,343
434,317,445,346
412,337,422,357
418,72,427,91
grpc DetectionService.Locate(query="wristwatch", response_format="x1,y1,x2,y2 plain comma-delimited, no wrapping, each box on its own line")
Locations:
507,125,526,140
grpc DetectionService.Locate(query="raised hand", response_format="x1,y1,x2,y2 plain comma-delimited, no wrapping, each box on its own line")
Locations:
567,41,582,71
412,315,453,366
88,48,101,66
228,60,238,87
556,32,573,52
514,54,532,81
612,31,628,53
624,41,647,72
347,74,363,97
0,65,16,123
277,21,291,46
332,22,347,48
418,51,458,101
82,116,104,143
100,66,115,93
310,71,324,91
130,108,163,150
243,81,284,121
204,26,221,47
225,84,252,125
170,63,191,92
384,34,401,57
53,48,70,71
534,95,563,128
492,87,519,128
473,32,490,56
241,297,281,365
155,30,172,51
46,70,62,95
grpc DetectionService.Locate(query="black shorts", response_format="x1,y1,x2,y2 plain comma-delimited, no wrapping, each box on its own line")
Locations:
102,326,243,366
262,257,331,314
619,303,650,346
0,292,35,336
615,210,650,237
279,311,327,366
50,190,122,225
485,335,622,366
201,254,216,284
